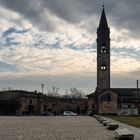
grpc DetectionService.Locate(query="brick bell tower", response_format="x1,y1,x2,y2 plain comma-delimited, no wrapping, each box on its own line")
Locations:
97,6,110,90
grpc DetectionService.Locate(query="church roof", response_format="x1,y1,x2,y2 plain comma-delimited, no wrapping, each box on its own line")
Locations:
87,88,140,98
98,6,108,29
111,88,139,97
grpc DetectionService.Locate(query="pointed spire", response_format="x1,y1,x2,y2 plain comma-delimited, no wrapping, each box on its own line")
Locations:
98,6,108,29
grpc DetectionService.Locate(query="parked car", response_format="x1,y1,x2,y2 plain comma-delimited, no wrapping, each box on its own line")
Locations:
42,111,53,116
63,111,77,116
87,111,94,116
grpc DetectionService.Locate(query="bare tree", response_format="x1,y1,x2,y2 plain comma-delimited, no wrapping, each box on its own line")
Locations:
46,86,85,98
70,87,85,98
46,86,60,96
63,87,85,99
2,87,14,91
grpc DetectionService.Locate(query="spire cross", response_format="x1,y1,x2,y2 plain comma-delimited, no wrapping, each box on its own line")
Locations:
102,0,104,8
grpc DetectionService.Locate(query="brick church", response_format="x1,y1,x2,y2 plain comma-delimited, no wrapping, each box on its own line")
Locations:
87,6,140,115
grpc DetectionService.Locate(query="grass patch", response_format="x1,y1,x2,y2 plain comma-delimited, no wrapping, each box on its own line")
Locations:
107,116,140,128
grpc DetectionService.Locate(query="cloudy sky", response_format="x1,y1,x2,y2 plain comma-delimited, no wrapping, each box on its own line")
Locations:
0,0,140,94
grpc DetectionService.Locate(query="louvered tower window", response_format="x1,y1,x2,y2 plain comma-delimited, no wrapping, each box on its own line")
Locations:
101,45,107,53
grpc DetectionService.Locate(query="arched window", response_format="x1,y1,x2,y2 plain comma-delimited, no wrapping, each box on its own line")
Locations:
30,99,32,104
101,45,107,53
101,64,106,70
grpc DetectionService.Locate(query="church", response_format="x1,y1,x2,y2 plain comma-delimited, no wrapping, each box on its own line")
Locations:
87,6,140,115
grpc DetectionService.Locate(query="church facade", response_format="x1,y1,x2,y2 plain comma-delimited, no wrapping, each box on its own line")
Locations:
87,7,140,115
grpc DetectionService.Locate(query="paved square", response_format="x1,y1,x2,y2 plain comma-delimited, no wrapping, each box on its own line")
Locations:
0,116,115,140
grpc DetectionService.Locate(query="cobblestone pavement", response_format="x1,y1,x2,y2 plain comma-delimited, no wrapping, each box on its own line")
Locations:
0,116,115,140
0,116,140,140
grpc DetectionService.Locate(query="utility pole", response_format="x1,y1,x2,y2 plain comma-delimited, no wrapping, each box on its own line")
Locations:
136,80,139,99
136,80,139,114
41,83,44,94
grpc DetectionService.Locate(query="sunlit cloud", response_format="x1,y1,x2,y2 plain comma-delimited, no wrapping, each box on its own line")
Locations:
0,0,140,92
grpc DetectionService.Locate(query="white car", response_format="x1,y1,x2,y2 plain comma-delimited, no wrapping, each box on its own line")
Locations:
63,111,77,116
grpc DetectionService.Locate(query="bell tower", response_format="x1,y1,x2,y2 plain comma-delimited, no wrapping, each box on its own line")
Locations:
97,6,110,90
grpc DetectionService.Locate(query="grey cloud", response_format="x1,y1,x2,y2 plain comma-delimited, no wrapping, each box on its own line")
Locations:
45,0,140,36
0,36,20,47
0,0,56,31
0,0,140,93
111,71,140,88
109,1,140,36
111,47,140,60
32,35,62,49
41,0,97,23
2,27,29,37
0,0,115,30
0,0,140,36
5,37,20,46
